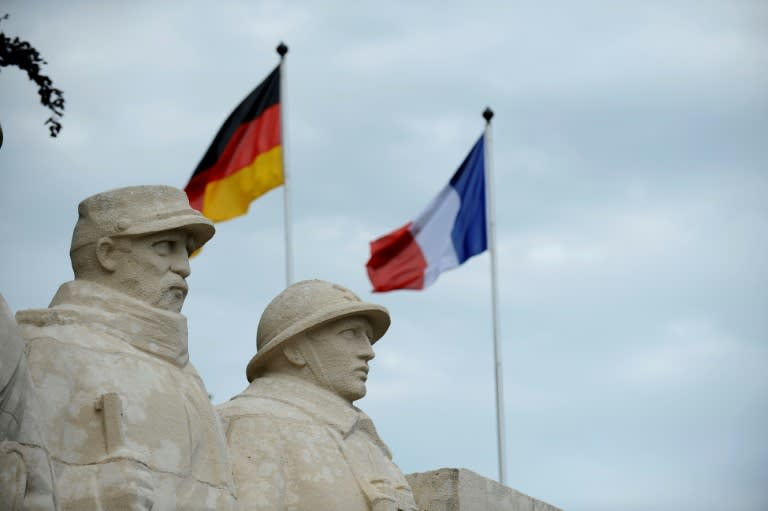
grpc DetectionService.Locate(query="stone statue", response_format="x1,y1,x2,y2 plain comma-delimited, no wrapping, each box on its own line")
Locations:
1,294,57,510
9,186,237,510
217,279,418,511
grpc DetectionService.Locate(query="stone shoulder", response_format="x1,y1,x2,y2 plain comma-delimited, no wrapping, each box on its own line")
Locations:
16,308,203,381
217,393,317,425
17,307,126,353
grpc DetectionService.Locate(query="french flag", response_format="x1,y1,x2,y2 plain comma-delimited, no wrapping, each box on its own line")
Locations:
367,135,487,292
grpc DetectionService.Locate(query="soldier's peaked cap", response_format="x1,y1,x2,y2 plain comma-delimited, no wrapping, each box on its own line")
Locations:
71,185,215,253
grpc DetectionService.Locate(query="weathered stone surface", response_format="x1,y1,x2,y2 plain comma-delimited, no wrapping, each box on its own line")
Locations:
219,279,417,511
2,185,237,510
2,186,563,510
406,468,562,511
1,293,58,510
1,294,26,442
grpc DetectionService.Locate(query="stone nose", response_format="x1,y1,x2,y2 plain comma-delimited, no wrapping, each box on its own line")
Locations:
171,253,191,278
359,340,375,362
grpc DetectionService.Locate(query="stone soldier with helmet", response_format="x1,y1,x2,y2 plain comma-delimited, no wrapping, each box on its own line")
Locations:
218,279,418,511
11,185,237,510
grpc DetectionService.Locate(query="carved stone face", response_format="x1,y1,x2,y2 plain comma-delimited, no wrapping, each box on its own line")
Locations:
107,230,192,312
302,317,375,403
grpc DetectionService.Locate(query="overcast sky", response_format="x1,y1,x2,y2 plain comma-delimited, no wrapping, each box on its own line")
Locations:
1,1,767,510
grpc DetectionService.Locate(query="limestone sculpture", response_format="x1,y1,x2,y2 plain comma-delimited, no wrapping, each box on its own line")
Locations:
1,294,57,510
6,185,237,510
217,279,418,511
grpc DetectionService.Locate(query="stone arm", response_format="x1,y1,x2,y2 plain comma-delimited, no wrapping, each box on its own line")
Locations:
0,293,59,510
0,293,26,439
222,414,288,511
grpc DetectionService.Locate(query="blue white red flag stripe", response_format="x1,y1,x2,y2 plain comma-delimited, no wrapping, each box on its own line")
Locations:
366,135,487,292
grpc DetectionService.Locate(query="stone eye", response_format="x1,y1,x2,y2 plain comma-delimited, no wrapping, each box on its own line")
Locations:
153,240,174,256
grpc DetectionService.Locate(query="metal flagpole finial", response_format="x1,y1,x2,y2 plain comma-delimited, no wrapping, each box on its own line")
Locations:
276,42,289,58
483,107,494,124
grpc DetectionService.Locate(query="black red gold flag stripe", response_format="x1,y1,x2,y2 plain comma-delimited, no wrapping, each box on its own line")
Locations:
185,65,282,222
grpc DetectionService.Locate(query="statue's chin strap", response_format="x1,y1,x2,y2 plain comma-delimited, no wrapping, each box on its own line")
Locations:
297,338,336,396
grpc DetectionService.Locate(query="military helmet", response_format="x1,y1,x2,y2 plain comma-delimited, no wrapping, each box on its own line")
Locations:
246,279,390,382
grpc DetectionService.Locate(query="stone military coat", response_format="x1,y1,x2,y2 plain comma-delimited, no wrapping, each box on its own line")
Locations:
16,281,237,510
218,374,418,511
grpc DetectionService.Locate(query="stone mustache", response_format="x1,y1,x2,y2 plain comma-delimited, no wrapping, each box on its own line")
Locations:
0,185,416,510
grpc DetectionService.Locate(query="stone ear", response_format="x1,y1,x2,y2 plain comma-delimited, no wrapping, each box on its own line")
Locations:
282,343,307,367
95,237,117,272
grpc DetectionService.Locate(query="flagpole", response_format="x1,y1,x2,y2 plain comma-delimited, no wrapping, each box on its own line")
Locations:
483,106,507,485
277,42,293,287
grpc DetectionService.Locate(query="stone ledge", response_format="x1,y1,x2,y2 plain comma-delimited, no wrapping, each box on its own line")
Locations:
406,467,561,511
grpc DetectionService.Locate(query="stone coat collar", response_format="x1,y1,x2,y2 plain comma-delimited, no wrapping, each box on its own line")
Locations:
242,374,392,458
44,280,189,367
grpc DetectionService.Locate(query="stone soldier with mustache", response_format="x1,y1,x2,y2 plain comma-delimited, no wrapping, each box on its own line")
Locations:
14,186,237,510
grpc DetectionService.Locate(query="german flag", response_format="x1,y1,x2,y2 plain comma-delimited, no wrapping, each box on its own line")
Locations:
185,65,282,222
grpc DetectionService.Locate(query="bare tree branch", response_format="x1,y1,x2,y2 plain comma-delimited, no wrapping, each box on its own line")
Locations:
1,14,65,138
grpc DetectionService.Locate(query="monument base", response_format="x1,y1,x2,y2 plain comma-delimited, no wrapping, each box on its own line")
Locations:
406,468,561,511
